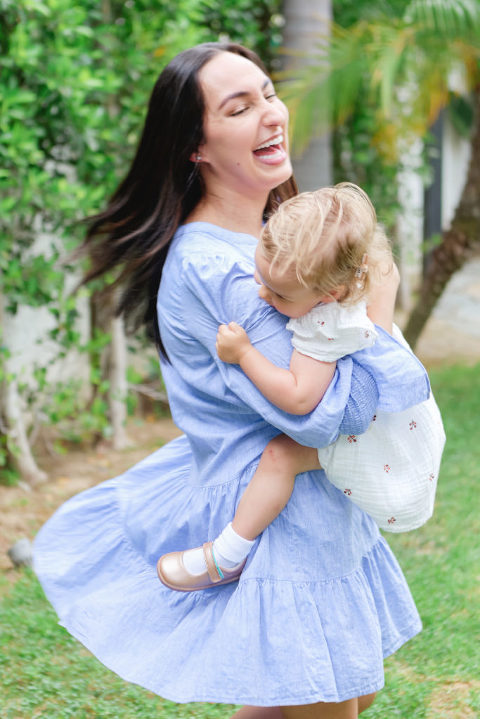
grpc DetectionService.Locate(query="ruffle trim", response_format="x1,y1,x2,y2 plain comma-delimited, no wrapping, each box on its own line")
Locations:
34,477,421,706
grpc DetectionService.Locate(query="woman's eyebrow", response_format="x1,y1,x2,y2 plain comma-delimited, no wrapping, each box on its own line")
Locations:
217,78,271,110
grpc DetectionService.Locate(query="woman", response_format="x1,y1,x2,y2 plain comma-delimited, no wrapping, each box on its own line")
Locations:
34,43,429,718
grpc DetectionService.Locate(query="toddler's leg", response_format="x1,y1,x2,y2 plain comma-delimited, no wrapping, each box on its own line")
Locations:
232,434,321,540
186,435,319,571
157,436,320,591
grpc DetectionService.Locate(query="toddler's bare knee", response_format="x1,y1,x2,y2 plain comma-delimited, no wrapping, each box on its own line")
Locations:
263,435,299,469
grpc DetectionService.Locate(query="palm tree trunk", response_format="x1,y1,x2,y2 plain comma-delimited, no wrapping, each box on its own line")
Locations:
282,0,333,189
404,87,480,348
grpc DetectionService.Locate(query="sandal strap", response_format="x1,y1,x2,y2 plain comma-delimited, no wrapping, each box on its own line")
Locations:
202,542,224,583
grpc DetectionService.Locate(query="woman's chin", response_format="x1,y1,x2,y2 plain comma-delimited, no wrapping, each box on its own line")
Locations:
260,158,294,189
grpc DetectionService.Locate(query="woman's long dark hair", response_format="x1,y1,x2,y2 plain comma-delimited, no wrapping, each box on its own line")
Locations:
82,42,298,356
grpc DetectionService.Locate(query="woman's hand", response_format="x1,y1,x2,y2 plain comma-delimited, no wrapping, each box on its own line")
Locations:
216,322,254,364
367,261,400,334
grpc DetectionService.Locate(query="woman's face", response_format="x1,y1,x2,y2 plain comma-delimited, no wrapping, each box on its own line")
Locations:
196,52,292,199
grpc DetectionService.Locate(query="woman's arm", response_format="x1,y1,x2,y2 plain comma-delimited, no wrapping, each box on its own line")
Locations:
216,321,335,415
367,262,400,333
163,245,377,448
160,234,427,447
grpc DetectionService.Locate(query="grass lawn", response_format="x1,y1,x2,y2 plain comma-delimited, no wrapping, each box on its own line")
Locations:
1,364,479,718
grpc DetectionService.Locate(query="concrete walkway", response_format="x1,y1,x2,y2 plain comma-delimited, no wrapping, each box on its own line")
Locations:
401,257,480,367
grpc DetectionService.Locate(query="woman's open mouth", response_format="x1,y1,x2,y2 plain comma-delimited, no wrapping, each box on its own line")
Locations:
253,134,287,165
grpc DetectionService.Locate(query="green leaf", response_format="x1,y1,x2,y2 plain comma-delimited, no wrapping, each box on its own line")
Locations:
448,92,474,137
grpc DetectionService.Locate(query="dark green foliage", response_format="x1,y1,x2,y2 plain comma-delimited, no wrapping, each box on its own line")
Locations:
0,0,282,469
332,98,401,231
448,92,475,138
287,0,480,241
200,0,282,70
331,0,416,229
333,0,412,27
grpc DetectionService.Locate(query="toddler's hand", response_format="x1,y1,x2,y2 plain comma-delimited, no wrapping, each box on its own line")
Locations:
216,322,253,364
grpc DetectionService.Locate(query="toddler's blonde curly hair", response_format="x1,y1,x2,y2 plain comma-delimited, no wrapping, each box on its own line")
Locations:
261,183,393,304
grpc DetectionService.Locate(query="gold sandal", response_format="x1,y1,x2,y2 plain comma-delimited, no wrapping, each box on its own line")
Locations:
157,541,246,592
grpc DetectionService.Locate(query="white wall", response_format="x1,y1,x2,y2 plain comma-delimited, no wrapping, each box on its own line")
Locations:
396,112,471,310
442,113,471,229
4,230,91,392
396,139,425,310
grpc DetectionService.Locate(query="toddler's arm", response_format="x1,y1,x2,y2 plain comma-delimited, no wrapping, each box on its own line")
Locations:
216,321,335,415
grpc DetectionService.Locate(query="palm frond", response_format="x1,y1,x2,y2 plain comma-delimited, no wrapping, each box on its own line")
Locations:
283,0,480,159
405,0,480,43
366,23,414,116
279,23,371,155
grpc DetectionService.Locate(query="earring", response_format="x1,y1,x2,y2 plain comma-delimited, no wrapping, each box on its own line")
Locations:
196,154,202,162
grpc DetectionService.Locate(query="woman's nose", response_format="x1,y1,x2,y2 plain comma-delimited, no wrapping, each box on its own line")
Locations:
262,97,288,127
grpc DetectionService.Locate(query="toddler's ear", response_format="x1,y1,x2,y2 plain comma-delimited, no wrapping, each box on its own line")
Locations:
330,286,346,301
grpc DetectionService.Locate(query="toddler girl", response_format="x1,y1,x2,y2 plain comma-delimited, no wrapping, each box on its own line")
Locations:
157,182,445,592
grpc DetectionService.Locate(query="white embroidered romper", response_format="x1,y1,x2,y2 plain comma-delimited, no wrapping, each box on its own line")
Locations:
287,301,446,532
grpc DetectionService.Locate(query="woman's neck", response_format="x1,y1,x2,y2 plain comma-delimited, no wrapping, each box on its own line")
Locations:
186,187,267,239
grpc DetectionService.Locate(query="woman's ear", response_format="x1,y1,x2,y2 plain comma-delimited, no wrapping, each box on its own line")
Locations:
189,151,202,163
190,141,208,163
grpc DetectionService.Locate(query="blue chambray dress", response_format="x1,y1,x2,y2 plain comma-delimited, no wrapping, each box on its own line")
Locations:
34,222,429,707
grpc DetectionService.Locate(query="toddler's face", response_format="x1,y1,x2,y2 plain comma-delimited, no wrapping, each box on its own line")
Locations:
254,245,331,319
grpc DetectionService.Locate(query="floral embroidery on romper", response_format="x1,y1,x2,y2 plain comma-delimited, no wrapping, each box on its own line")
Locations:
409,420,417,430
347,435,357,443
384,464,391,473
